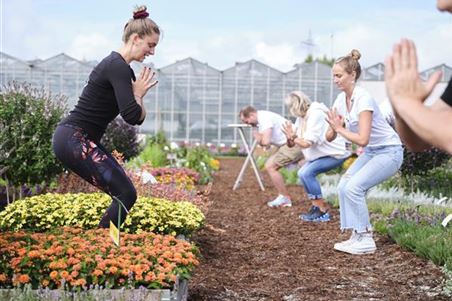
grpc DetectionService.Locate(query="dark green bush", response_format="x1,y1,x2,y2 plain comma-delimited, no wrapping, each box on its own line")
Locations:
400,147,449,177
416,166,452,198
147,130,169,146
100,117,142,160
397,147,450,195
0,82,66,188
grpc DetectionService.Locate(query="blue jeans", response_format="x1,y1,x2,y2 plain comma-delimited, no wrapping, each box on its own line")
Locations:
337,145,403,232
298,156,347,200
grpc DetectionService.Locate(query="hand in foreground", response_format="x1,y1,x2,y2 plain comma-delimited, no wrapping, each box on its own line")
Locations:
132,67,158,99
384,39,442,107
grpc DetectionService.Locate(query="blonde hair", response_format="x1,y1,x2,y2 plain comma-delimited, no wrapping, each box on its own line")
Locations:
334,49,362,80
285,91,312,118
122,5,160,43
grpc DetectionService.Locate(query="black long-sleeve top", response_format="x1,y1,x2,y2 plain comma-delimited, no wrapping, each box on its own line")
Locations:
61,51,143,142
442,77,452,107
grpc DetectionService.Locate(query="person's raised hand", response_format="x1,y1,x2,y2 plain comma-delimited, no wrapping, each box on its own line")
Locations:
385,39,442,108
281,121,295,138
132,66,158,99
326,108,344,132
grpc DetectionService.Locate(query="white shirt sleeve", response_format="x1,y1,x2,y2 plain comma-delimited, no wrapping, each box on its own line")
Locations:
355,93,374,114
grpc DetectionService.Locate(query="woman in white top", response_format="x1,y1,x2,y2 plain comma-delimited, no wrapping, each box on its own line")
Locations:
282,91,350,222
326,49,403,255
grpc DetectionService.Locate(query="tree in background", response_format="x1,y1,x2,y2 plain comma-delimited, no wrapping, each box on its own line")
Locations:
304,54,335,67
0,82,67,202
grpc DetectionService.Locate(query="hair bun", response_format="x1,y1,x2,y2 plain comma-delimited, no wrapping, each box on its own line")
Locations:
350,49,361,61
133,5,149,19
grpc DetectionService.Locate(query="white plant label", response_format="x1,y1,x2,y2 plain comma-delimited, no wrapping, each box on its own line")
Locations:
441,214,452,228
141,170,158,184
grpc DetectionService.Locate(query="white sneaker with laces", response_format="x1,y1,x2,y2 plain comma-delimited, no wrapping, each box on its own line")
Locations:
334,231,359,249
334,232,376,255
267,195,292,208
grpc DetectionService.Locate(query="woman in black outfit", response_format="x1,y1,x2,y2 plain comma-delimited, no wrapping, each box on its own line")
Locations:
52,5,159,228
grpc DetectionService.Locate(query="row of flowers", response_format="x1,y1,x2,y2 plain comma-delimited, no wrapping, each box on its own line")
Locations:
0,227,199,289
0,193,204,236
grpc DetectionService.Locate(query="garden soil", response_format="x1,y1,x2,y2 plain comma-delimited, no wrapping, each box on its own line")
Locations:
188,157,448,301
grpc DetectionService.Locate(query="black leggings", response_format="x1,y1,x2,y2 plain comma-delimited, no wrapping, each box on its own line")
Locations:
52,124,137,228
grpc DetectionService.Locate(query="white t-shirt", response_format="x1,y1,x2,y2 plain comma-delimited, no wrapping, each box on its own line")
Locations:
257,110,288,146
294,102,349,161
332,86,401,147
379,97,395,127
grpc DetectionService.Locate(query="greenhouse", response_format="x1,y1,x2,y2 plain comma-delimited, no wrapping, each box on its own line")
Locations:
1,51,451,145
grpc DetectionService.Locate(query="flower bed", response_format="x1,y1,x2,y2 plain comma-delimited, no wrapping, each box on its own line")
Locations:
0,193,204,235
147,167,200,189
54,165,201,195
0,228,199,290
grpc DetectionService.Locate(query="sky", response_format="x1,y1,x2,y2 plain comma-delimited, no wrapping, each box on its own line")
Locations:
1,0,452,72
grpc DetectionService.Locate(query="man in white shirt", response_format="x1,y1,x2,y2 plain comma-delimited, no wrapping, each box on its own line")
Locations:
240,106,303,207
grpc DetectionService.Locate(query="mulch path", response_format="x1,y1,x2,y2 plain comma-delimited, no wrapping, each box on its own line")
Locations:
188,157,448,301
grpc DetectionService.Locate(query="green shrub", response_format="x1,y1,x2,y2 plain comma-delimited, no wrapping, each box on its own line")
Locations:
368,200,400,216
416,166,452,199
399,147,450,195
127,132,218,185
0,82,66,188
0,193,204,235
388,219,452,267
372,219,389,235
128,143,168,168
400,147,449,177
147,130,169,146
100,117,142,161
183,147,216,185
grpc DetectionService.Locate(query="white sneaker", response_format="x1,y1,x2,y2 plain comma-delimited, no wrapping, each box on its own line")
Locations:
334,232,376,255
333,231,359,249
267,195,292,208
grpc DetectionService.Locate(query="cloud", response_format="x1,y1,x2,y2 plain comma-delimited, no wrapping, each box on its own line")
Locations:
313,18,452,71
68,33,116,61
153,30,267,70
413,23,452,70
2,1,451,73
254,42,302,71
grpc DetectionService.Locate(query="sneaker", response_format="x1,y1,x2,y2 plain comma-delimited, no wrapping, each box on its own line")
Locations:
267,195,292,208
299,206,318,220
300,206,330,222
312,212,330,222
334,231,359,249
334,232,376,255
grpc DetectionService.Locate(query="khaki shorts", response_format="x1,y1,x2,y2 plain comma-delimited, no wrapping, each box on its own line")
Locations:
269,144,304,167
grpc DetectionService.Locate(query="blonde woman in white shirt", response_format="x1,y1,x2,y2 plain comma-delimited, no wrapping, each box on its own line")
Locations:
282,91,350,222
326,49,403,255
